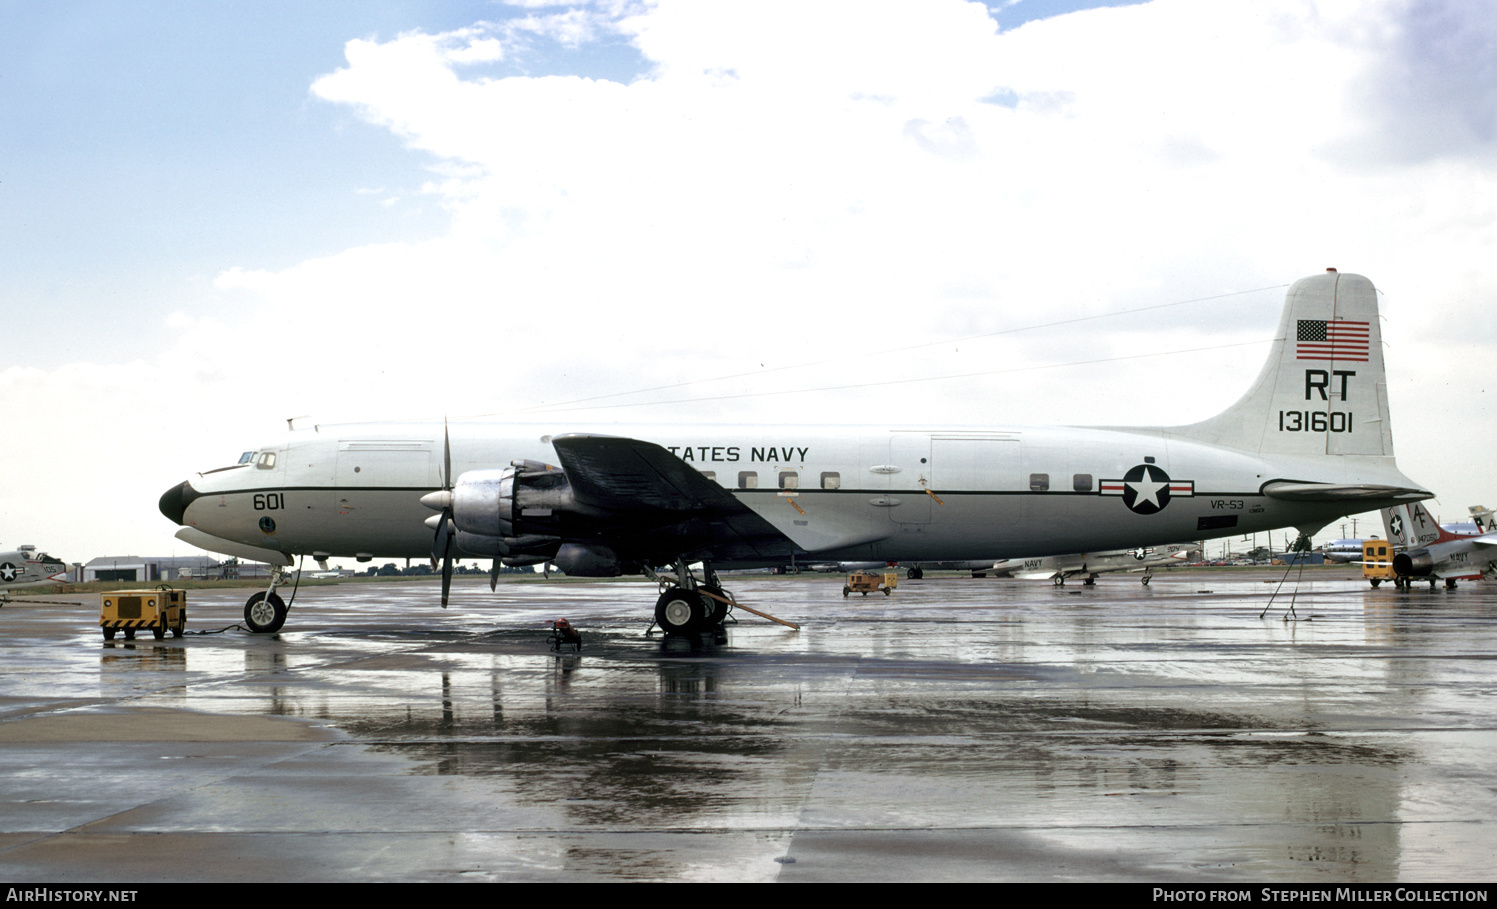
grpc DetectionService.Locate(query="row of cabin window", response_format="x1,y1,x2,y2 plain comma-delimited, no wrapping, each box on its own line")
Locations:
1035,474,1096,492
700,471,840,490
698,470,1098,492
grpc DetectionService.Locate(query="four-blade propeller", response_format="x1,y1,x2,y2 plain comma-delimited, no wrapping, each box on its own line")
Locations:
419,421,456,607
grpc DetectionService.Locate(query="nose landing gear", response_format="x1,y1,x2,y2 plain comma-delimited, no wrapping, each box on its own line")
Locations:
244,569,291,633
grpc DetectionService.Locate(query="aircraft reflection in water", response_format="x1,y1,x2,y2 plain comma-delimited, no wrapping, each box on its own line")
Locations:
0,546,67,592
160,271,1430,634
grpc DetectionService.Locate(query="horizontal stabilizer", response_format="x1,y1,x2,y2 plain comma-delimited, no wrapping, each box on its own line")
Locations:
1262,481,1431,502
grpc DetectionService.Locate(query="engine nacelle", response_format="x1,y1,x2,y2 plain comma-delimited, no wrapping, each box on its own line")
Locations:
553,543,623,577
455,531,561,559
451,461,578,538
1393,549,1433,577
501,554,552,568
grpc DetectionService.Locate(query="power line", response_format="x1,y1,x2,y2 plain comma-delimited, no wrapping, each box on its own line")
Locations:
469,283,1289,418
499,338,1273,414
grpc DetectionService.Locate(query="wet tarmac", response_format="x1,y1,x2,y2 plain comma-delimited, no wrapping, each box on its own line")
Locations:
0,570,1493,882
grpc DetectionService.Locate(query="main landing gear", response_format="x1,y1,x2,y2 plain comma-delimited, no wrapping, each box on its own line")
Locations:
244,569,290,633
647,559,732,636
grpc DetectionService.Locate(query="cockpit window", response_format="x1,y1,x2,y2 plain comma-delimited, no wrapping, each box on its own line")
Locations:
238,451,256,464
256,452,277,469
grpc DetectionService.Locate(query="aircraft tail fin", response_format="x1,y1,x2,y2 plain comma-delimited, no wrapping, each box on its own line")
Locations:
1384,502,1463,549
1382,505,1409,548
1171,270,1393,458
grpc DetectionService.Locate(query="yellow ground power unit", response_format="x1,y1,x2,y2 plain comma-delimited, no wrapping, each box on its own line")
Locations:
100,589,186,641
1362,540,1398,588
843,571,895,597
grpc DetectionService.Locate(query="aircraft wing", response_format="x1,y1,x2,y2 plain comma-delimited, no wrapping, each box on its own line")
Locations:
547,434,794,562
551,434,745,514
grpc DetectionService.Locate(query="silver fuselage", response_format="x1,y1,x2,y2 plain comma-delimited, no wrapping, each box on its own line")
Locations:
169,420,1419,566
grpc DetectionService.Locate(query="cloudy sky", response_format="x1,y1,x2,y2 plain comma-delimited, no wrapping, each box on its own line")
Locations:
3,0,1495,562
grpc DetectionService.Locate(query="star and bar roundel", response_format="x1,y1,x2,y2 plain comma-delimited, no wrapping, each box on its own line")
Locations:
1100,464,1194,515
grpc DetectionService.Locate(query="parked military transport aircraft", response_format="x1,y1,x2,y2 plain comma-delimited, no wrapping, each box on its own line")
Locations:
160,270,1430,634
1381,501,1497,588
0,546,68,591
990,543,1200,586
1321,539,1366,563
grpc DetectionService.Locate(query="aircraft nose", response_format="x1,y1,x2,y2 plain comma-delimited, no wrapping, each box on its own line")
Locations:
158,480,201,525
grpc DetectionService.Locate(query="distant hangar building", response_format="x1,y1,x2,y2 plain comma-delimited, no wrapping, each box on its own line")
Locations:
82,555,224,582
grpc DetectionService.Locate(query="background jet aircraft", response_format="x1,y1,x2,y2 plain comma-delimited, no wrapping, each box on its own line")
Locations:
1382,502,1497,588
0,546,68,591
991,544,1200,586
1322,505,1488,565
160,271,1430,634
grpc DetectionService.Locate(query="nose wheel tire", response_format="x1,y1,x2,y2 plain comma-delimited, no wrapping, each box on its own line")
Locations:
245,591,288,634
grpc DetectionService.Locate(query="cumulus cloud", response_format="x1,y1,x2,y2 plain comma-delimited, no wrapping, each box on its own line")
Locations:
179,2,1497,429
12,0,1497,555
1343,0,1497,165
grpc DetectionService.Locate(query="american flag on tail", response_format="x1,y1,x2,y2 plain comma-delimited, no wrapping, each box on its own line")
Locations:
1296,319,1369,362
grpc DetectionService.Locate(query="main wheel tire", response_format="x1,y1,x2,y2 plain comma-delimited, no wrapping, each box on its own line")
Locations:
699,585,730,625
245,591,288,634
655,587,705,635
